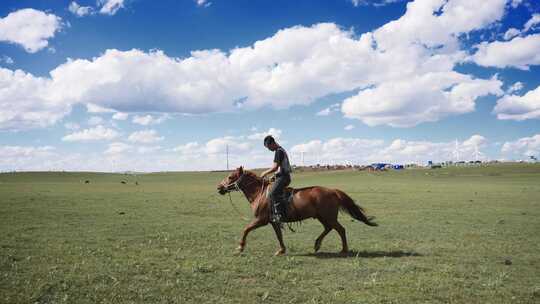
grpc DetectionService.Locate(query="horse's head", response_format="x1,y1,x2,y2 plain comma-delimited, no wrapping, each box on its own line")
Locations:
217,166,244,195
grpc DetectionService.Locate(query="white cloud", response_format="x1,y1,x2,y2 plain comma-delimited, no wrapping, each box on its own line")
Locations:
350,0,404,7
112,112,129,120
0,0,515,130
316,103,340,116
104,142,131,155
64,122,80,130
195,0,212,8
494,85,540,121
86,103,115,113
88,116,104,125
69,2,94,17
291,135,488,165
127,130,164,144
511,0,523,9
132,114,168,126
172,142,200,154
62,125,120,142
0,145,56,171
524,14,540,33
507,81,524,94
0,55,14,65
204,136,251,154
137,146,162,154
0,9,62,53
503,28,520,40
99,0,125,15
501,134,540,157
342,73,503,127
472,34,540,70
344,124,355,130
0,68,70,130
291,137,385,165
247,128,282,141
0,145,55,158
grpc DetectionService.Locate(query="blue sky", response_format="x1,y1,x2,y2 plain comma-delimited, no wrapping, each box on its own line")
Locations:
0,0,539,171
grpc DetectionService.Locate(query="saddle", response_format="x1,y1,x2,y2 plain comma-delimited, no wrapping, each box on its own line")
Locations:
265,185,295,204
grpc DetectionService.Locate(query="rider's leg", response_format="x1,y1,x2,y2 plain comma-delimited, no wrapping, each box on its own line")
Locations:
270,174,290,222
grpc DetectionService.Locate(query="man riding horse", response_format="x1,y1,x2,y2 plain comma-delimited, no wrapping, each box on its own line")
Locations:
260,135,291,224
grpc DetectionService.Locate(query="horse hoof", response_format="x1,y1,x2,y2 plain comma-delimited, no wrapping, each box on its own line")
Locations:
314,243,321,252
274,249,286,256
237,246,244,253
340,250,349,255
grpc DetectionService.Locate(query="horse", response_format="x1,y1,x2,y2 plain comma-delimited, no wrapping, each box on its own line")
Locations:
217,166,378,256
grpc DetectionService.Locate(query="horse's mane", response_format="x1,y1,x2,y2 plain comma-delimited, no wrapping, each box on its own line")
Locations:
243,170,269,186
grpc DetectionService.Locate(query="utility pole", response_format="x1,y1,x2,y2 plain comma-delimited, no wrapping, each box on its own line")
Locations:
226,144,229,170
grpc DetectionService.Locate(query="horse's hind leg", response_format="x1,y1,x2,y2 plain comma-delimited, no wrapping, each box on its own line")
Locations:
314,220,331,253
332,221,349,254
271,223,286,256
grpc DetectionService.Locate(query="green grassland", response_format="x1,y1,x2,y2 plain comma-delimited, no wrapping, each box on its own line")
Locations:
1,164,539,303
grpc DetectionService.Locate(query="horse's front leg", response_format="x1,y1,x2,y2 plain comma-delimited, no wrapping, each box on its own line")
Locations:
270,223,286,256
237,218,265,253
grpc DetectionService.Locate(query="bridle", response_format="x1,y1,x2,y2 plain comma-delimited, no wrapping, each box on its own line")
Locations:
220,172,263,194
219,172,264,221
220,173,246,193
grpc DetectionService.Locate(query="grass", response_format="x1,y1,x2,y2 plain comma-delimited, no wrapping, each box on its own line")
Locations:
1,164,539,303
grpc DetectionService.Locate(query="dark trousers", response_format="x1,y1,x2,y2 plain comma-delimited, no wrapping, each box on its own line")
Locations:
269,174,291,217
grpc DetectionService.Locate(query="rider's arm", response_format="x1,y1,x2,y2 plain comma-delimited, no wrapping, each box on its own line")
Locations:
261,162,279,178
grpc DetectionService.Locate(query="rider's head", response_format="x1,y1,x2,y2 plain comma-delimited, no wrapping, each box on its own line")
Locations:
263,135,278,151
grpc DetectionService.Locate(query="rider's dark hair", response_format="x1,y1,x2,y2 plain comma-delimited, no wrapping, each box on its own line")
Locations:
263,135,275,147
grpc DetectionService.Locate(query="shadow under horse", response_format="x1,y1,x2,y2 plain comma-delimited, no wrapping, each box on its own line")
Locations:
217,167,378,256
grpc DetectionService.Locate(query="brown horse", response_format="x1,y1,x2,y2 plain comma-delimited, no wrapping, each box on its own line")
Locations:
217,166,377,256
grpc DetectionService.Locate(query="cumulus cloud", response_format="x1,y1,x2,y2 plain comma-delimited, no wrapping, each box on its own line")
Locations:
0,55,14,65
503,28,520,40
112,112,129,120
195,0,212,8
132,114,168,126
511,0,523,9
344,124,354,130
507,81,524,94
501,134,540,157
64,122,80,130
472,34,540,70
351,0,404,7
316,103,341,116
0,9,62,53
290,135,488,165
523,14,540,33
0,145,56,171
291,137,385,165
247,128,282,140
493,85,540,120
172,142,200,154
0,0,516,130
62,125,120,142
87,116,104,125
86,103,116,113
342,73,503,127
99,0,125,15
127,130,164,143
0,68,70,130
104,142,131,155
69,2,95,17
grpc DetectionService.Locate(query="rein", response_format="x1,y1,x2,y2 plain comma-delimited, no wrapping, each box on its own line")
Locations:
221,173,263,221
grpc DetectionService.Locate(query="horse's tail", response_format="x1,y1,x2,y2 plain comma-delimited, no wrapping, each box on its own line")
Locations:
335,189,378,226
